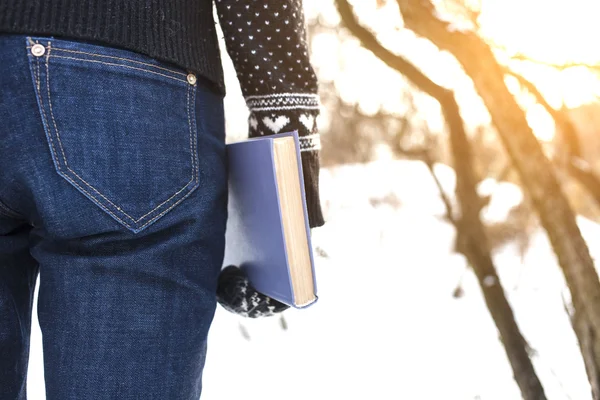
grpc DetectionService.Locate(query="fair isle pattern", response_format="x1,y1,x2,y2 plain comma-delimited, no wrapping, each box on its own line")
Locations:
245,93,320,111
247,108,321,151
246,93,321,151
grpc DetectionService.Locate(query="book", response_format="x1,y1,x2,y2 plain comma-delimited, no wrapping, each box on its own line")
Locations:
222,130,318,308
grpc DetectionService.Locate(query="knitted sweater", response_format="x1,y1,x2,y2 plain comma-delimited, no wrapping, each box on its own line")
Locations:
0,0,324,228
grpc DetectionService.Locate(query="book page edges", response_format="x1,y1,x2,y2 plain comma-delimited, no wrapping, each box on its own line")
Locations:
273,136,316,307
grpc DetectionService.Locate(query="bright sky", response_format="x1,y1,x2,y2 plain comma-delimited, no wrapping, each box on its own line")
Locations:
479,0,600,107
304,0,600,141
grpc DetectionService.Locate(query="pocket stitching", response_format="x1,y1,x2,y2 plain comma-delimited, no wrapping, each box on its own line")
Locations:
32,40,200,232
45,44,70,168
46,48,197,224
34,44,62,193
27,44,188,80
46,42,137,221
134,86,198,231
49,47,188,77
33,46,137,230
51,55,186,84
187,85,198,186
33,48,134,229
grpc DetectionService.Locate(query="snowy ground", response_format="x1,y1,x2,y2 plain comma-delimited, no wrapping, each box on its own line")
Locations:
26,159,598,399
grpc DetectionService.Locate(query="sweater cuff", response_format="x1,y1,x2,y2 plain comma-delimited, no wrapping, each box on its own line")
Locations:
245,93,320,138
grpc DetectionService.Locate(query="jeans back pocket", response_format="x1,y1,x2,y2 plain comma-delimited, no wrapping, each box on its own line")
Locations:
26,37,200,234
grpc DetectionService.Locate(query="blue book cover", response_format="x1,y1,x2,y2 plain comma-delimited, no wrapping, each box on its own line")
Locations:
222,131,318,308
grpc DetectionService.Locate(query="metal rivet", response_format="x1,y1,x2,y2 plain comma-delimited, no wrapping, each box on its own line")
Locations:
187,74,197,85
31,44,46,57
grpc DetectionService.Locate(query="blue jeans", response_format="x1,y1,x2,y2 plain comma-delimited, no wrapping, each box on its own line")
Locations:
0,34,228,399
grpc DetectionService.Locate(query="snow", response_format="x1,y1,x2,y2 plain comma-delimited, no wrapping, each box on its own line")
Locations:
26,159,598,399
478,178,524,223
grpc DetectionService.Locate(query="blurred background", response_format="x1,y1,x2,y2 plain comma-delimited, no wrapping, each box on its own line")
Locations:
27,0,600,399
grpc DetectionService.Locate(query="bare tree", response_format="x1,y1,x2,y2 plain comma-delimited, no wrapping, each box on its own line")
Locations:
335,1,546,398
395,1,600,397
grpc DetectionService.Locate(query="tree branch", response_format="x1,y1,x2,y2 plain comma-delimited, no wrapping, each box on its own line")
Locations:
504,69,581,157
335,0,445,99
510,53,600,72
505,69,600,209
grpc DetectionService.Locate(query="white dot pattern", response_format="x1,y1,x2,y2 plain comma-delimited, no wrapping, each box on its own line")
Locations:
215,0,320,150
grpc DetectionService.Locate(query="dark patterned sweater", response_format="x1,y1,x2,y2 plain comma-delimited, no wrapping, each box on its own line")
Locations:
0,0,325,228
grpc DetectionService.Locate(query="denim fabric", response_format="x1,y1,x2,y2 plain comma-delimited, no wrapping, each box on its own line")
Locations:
0,34,228,399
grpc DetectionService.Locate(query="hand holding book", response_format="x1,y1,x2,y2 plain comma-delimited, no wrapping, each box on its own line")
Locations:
217,265,290,318
216,132,319,318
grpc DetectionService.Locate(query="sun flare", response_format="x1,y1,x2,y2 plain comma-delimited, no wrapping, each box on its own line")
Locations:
480,0,600,109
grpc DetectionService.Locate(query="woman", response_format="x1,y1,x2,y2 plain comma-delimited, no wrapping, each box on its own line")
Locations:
0,0,324,398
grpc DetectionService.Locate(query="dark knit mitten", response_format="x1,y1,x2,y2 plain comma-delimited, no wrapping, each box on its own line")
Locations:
216,265,290,318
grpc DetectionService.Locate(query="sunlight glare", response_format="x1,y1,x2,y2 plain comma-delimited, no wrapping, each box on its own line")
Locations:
480,0,600,109
304,0,600,143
